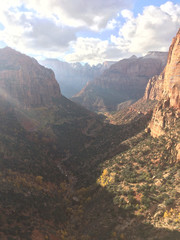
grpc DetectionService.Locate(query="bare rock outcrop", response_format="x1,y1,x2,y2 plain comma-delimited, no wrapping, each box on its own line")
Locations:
0,47,61,108
145,29,180,138
145,29,180,108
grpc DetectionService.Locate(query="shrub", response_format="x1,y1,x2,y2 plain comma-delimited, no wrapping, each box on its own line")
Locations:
165,198,174,206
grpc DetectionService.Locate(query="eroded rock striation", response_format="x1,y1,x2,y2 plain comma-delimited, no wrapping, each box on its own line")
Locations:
0,47,61,108
72,52,168,112
145,29,180,138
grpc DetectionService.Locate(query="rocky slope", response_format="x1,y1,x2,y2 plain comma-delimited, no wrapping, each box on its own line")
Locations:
39,59,115,98
0,47,61,108
72,52,168,112
88,30,180,238
145,29,180,138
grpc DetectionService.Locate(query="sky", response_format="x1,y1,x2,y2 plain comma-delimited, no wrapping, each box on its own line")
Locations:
0,0,179,65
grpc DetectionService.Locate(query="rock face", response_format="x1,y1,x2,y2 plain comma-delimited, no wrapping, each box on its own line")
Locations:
163,29,180,109
72,52,168,112
145,29,180,137
0,47,61,108
39,59,115,98
176,143,180,162
144,75,164,101
145,30,180,108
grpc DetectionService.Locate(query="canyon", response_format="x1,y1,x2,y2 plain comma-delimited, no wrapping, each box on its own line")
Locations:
72,52,168,112
39,59,115,98
0,29,179,240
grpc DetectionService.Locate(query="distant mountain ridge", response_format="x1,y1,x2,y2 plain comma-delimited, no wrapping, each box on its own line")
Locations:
72,51,168,112
143,51,169,64
39,59,115,97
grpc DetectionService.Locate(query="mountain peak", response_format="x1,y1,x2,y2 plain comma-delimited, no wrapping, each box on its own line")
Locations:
146,51,166,55
143,51,168,59
2,46,16,52
129,55,137,59
1,46,28,58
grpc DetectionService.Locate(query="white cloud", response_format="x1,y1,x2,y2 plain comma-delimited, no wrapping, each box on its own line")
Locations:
111,1,180,54
0,0,134,30
0,0,134,59
22,0,134,30
65,37,125,65
0,7,77,57
65,38,109,65
65,1,180,65
0,1,179,64
121,9,133,20
106,19,119,30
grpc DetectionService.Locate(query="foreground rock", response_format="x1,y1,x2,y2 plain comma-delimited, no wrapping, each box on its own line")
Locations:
145,29,180,138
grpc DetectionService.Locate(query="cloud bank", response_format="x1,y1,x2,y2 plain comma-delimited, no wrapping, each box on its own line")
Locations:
0,1,179,64
66,1,180,64
111,1,180,53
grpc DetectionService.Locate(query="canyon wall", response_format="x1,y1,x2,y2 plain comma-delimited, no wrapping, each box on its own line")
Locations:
0,47,61,108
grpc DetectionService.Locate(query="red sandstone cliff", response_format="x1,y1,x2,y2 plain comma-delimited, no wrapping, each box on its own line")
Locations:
145,29,180,108
145,29,180,138
72,52,167,112
0,47,61,108
163,29,180,109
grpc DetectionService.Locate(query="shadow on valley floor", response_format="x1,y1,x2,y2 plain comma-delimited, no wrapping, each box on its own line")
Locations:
69,183,180,240
64,110,152,186
0,178,179,240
